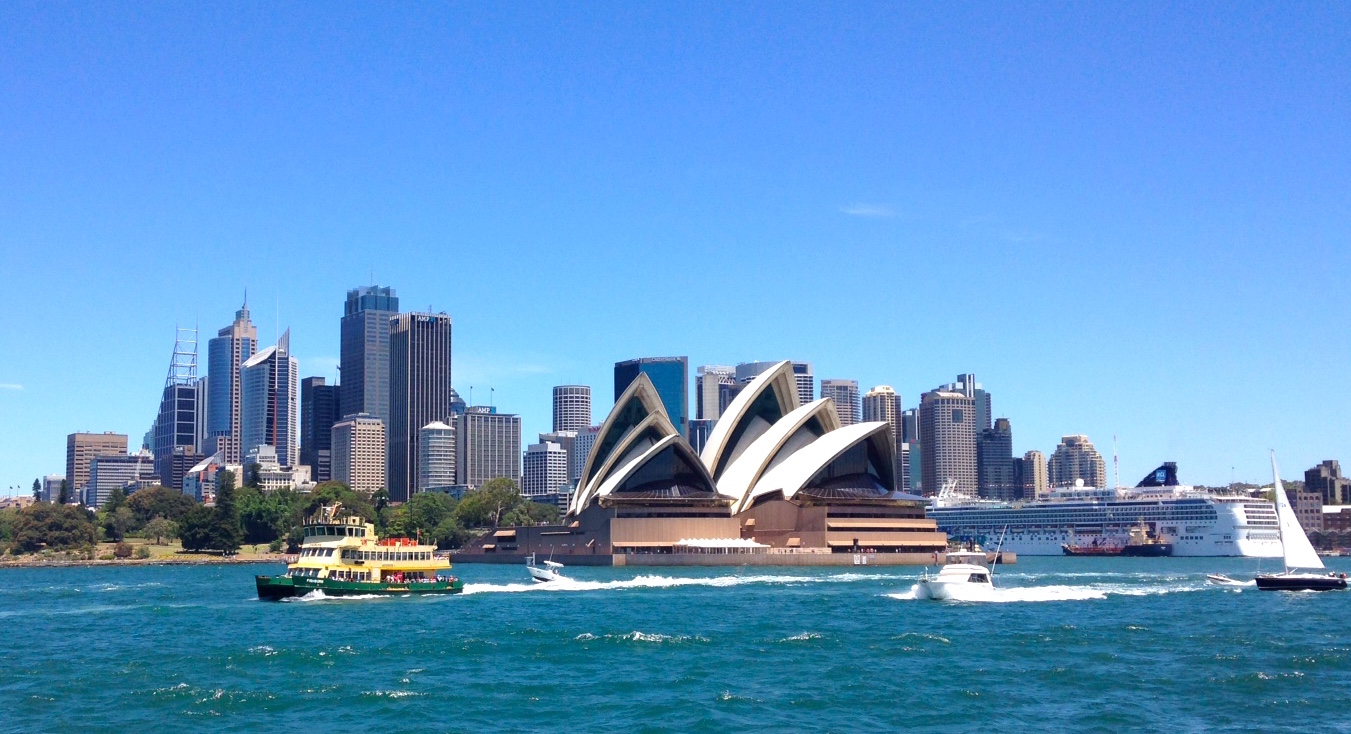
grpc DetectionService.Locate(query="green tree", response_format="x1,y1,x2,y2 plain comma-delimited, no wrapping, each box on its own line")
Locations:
11,504,97,552
102,506,135,542
454,478,524,528
0,507,17,548
302,482,375,522
212,471,242,553
126,486,197,525
57,479,70,505
388,492,458,538
243,462,261,489
143,516,177,545
238,487,293,544
178,505,215,551
104,486,127,513
32,478,41,503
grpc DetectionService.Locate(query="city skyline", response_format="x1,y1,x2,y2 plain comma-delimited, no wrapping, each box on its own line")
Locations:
3,4,1349,492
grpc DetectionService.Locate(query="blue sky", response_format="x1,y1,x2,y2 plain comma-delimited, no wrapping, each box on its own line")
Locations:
2,2,1348,493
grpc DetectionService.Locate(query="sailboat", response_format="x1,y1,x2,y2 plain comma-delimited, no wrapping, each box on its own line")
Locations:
1254,453,1347,592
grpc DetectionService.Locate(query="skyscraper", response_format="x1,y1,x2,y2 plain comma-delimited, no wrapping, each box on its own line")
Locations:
86,451,155,508
152,326,199,492
538,429,577,488
1022,450,1048,498
919,390,977,497
901,407,921,493
551,385,592,432
456,406,522,489
572,425,600,485
819,379,861,426
388,312,453,501
240,329,300,468
863,385,903,486
301,376,340,482
695,365,736,420
206,298,257,464
734,361,813,405
1047,435,1107,489
522,441,568,497
193,376,210,454
66,432,128,499
331,414,386,494
417,421,456,492
339,285,399,425
944,373,991,432
1305,460,1350,505
977,418,1017,500
614,357,688,437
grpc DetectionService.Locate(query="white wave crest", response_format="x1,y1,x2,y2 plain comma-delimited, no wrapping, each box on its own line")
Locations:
461,572,891,595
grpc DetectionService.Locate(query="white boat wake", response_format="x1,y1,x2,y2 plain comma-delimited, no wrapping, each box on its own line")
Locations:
889,578,1225,603
461,572,893,595
890,584,1107,603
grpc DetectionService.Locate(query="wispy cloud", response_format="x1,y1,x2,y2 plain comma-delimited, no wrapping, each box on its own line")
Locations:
0,383,23,391
840,203,896,218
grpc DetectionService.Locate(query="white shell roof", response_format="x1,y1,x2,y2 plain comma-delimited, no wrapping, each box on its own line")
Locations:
719,398,841,514
699,360,798,478
744,421,893,507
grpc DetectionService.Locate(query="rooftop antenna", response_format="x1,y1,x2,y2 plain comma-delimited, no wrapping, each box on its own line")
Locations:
1113,435,1120,489
490,387,495,409
469,386,473,406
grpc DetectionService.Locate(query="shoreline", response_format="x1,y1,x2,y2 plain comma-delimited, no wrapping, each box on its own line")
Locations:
0,554,292,569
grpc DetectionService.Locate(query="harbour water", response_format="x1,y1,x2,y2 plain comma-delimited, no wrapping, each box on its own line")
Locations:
3,557,1349,732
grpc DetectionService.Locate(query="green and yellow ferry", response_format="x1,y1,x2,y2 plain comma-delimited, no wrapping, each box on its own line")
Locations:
256,504,463,600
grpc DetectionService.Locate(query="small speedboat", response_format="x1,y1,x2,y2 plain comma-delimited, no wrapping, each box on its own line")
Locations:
526,554,566,583
1207,573,1244,586
915,550,996,601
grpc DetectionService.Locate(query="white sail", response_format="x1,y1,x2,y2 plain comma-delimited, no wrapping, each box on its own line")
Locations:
1271,453,1323,571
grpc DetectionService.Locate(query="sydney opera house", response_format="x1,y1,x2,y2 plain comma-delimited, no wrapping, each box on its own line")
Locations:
463,361,947,564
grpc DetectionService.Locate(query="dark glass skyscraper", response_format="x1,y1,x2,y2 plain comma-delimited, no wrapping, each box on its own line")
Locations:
206,299,256,464
614,357,688,438
301,376,340,483
152,326,200,491
340,286,399,425
389,312,453,501
977,417,1016,500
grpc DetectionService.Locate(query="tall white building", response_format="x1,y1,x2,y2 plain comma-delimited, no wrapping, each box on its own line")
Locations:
551,385,591,432
820,379,861,426
85,451,155,508
417,421,457,492
572,425,600,485
240,329,299,468
1023,449,1048,498
695,365,736,420
522,441,568,497
1047,435,1106,489
332,414,386,495
456,407,522,489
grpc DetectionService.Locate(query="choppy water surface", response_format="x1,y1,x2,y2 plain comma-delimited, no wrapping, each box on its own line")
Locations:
2,557,1349,732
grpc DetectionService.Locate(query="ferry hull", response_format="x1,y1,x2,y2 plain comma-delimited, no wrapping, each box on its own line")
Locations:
256,575,464,600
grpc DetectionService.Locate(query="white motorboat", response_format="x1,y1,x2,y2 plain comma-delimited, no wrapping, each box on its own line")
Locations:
525,553,566,583
914,550,996,601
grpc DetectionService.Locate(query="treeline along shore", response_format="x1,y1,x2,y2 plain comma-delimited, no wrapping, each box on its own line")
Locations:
1,469,558,569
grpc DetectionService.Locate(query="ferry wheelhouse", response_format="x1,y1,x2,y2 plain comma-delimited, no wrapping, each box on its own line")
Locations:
256,505,463,600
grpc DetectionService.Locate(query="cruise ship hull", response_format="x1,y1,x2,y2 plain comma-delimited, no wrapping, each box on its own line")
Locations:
931,496,1283,558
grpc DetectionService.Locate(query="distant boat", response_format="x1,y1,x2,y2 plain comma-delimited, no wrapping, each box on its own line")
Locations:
1254,453,1347,592
526,553,566,583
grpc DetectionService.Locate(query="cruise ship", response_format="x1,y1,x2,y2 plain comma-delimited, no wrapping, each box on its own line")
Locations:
928,463,1283,558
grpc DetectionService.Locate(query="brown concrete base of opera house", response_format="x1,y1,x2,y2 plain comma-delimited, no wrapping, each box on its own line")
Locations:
451,550,1016,567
